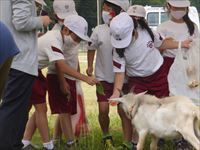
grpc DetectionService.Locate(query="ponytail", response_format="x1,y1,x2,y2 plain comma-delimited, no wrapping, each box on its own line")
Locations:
183,12,195,36
137,18,155,42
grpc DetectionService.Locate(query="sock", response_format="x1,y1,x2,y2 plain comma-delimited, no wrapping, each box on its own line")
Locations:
22,140,31,147
66,139,76,146
102,134,112,139
43,140,54,149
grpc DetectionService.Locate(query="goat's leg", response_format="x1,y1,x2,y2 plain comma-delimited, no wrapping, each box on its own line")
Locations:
180,120,200,150
150,135,158,150
137,130,148,150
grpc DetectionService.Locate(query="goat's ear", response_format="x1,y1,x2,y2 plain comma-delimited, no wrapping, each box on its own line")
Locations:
136,91,147,97
108,97,124,103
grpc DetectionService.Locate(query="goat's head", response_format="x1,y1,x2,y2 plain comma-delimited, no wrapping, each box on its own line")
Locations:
109,91,147,119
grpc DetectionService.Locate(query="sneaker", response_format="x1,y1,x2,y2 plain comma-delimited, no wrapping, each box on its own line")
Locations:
22,144,37,150
174,138,194,150
64,139,78,150
102,135,115,150
116,141,134,150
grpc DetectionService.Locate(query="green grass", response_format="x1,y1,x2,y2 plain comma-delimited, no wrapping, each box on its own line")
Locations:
30,52,175,150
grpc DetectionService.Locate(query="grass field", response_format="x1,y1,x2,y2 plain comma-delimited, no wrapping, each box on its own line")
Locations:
30,52,176,150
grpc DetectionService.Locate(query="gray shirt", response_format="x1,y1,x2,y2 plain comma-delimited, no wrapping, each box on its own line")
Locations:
0,0,43,76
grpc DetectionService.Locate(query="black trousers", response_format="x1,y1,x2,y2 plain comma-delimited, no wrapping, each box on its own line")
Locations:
0,69,35,150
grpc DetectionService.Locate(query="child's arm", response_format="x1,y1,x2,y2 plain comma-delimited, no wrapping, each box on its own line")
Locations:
86,50,95,76
56,65,70,97
55,60,97,86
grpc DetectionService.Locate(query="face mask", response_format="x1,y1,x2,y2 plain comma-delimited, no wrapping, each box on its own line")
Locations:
102,11,112,24
58,21,63,27
64,35,79,49
170,10,186,20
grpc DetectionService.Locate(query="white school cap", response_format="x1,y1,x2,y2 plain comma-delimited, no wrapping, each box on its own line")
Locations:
64,15,90,42
110,12,134,48
167,0,190,7
53,0,77,19
106,0,130,11
127,5,146,18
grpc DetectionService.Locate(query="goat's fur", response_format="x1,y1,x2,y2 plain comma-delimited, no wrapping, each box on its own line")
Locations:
110,92,200,150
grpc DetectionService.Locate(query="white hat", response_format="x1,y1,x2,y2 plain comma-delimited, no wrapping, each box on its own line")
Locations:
64,15,90,42
127,5,146,18
53,0,77,19
110,12,134,48
167,0,190,7
35,0,46,6
106,0,130,11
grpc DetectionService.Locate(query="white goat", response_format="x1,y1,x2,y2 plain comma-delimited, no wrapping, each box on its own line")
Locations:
110,92,200,150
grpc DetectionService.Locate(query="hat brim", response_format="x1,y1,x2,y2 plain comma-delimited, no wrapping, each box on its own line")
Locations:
57,11,78,19
111,32,132,49
168,1,190,7
74,31,91,42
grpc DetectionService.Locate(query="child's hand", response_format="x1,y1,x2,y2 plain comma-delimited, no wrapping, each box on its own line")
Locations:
60,81,71,100
86,76,98,86
182,39,193,49
109,93,120,106
86,67,93,76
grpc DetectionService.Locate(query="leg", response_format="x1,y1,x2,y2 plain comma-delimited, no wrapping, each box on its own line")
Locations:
98,102,110,135
53,116,62,140
34,103,50,143
137,130,148,150
181,120,200,150
150,135,158,150
23,112,37,141
0,69,35,149
59,113,75,141
0,57,13,99
117,105,134,142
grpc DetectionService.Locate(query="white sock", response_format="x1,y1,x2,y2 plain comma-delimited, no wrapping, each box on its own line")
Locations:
22,140,31,147
43,140,54,149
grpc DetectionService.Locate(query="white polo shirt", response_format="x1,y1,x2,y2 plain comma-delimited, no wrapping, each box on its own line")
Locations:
48,39,79,81
88,24,114,83
157,20,199,58
38,30,64,70
113,29,163,77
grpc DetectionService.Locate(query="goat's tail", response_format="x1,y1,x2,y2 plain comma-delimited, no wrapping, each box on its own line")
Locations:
194,107,200,139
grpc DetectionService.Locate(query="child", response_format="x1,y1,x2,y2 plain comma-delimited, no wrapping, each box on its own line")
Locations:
47,14,95,149
157,0,199,148
22,15,97,150
86,0,130,149
109,12,191,150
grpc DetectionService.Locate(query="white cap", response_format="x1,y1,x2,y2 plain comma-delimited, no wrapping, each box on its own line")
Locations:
53,0,77,19
64,15,90,42
127,5,146,18
110,12,134,48
106,0,130,11
35,0,46,6
167,0,190,7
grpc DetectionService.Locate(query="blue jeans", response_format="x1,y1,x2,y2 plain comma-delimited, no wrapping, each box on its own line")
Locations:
0,69,35,150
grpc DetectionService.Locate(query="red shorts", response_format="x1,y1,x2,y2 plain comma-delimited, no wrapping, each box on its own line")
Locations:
163,57,174,74
30,70,47,104
96,81,114,102
47,74,77,115
128,63,169,98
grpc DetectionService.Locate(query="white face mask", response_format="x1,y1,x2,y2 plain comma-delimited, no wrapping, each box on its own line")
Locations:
171,10,186,20
58,21,63,27
64,35,79,49
102,11,112,24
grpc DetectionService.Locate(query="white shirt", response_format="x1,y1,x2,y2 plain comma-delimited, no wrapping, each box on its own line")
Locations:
88,24,114,83
38,30,64,69
52,23,62,31
157,20,199,58
48,39,79,81
113,29,163,77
